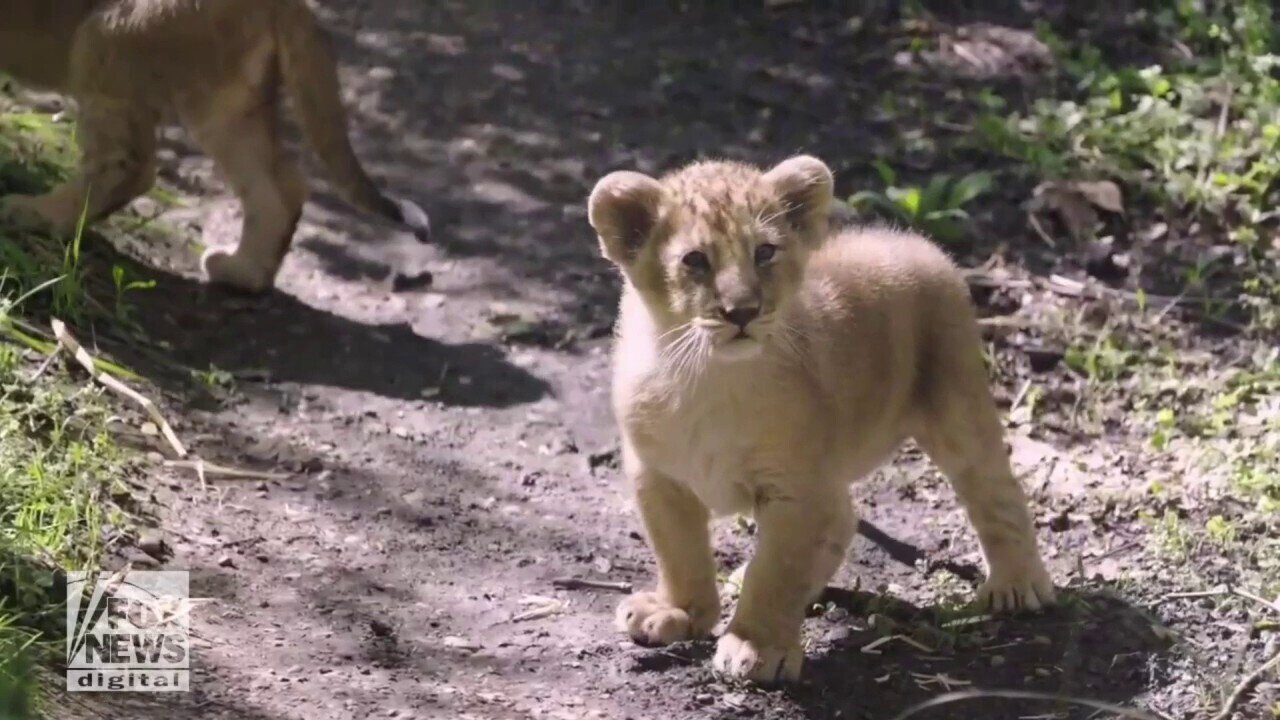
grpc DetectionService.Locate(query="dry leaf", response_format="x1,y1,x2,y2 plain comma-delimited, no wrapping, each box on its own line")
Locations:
1032,183,1098,242
1074,180,1125,214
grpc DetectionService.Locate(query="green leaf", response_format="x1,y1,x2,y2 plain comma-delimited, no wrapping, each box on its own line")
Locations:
920,174,952,214
886,186,922,218
871,160,897,188
947,172,993,209
847,191,905,220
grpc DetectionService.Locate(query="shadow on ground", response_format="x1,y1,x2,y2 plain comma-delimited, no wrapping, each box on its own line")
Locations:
66,230,549,408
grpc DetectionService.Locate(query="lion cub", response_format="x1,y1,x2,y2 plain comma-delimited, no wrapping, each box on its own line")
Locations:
588,156,1055,683
0,0,429,292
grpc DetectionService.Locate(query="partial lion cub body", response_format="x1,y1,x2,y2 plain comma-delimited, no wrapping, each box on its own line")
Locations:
589,156,1054,683
0,0,428,292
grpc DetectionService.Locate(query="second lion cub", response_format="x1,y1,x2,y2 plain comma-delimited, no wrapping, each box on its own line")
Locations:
588,155,1055,683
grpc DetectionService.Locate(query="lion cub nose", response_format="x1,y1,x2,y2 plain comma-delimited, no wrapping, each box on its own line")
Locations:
720,305,761,330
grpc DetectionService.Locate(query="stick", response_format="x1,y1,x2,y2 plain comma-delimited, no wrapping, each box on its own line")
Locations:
1159,587,1280,616
51,318,187,458
163,459,290,481
1210,649,1280,720
888,689,1171,720
551,577,632,593
1027,211,1057,248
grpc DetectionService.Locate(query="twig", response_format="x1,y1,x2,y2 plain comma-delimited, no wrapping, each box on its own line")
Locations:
551,577,632,593
1009,378,1033,416
28,349,58,381
163,459,289,481
1027,211,1057,248
1210,649,1280,720
1235,589,1280,616
888,689,1171,720
51,318,187,458
1150,289,1188,325
1159,587,1280,616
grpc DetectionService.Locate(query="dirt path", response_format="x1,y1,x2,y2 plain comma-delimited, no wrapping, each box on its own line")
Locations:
56,3,1270,719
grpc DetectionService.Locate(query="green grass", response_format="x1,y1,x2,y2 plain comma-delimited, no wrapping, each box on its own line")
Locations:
0,101,136,718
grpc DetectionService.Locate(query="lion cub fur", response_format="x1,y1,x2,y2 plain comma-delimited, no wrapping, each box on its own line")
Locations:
588,155,1055,683
0,0,429,292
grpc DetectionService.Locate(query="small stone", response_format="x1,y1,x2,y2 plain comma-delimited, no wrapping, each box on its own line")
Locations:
823,627,852,644
136,530,168,561
825,606,850,622
443,636,480,653
990,654,1006,667
217,555,236,568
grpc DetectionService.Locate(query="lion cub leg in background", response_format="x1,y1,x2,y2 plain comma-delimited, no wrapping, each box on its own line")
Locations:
914,315,1055,612
1,98,158,234
190,99,308,293
714,485,857,683
616,467,721,646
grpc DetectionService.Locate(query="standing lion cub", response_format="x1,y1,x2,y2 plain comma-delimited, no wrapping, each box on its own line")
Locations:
0,0,429,292
588,156,1055,683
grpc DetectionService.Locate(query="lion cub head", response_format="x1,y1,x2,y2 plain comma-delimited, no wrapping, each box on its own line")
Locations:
588,156,834,362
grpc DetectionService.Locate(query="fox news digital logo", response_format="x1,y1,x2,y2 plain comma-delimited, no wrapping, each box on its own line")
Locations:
66,570,191,692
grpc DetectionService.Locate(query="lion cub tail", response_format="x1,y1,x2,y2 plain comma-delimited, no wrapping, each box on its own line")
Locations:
272,0,430,241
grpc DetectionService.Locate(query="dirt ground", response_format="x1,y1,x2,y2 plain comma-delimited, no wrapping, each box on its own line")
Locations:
45,2,1276,719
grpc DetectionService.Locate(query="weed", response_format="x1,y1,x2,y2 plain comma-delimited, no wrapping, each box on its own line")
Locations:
1146,509,1192,562
111,264,156,325
975,0,1280,326
847,162,992,243
0,99,135,715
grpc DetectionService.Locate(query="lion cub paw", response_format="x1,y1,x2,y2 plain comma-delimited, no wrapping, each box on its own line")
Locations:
200,249,274,294
713,631,803,683
616,591,717,646
978,557,1056,612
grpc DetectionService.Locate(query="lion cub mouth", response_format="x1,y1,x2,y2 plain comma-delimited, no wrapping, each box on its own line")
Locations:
713,331,765,361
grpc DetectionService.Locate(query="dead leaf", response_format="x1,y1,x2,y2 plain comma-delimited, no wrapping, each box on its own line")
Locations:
1031,182,1098,242
1074,180,1125,214
1029,180,1124,242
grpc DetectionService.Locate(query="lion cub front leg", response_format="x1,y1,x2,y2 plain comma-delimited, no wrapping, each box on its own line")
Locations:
715,488,856,683
617,469,720,646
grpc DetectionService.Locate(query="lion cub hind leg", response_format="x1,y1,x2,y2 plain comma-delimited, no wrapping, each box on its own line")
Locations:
617,470,721,646
1,99,157,234
914,341,1055,612
715,489,856,683
194,107,307,293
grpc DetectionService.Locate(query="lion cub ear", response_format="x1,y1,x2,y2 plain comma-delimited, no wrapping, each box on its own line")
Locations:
762,155,834,239
588,171,666,266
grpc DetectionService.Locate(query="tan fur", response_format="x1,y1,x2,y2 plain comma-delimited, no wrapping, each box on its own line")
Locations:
588,156,1055,683
0,0,429,292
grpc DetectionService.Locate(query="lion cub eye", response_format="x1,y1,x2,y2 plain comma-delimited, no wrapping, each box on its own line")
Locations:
682,250,711,271
754,243,778,265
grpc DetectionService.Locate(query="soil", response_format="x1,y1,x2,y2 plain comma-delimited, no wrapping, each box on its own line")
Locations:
43,2,1276,719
